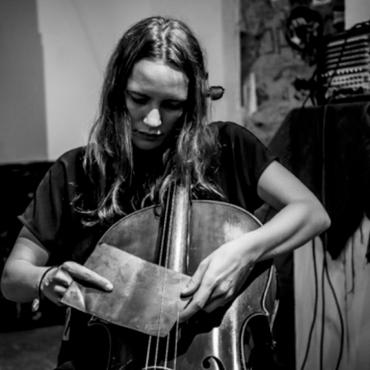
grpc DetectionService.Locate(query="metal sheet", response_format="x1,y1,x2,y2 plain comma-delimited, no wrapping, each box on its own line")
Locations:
61,243,191,336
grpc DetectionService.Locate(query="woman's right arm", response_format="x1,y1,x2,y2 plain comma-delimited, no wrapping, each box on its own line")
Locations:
1,227,50,302
1,226,113,305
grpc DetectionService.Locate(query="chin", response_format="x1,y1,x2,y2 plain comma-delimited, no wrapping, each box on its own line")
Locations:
132,139,163,151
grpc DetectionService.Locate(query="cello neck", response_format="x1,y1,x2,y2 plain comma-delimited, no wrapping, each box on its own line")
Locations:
160,180,191,274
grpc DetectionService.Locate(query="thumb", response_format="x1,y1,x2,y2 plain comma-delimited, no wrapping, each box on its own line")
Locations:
181,260,208,297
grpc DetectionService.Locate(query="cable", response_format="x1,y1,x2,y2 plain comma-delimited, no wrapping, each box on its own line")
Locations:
324,254,345,370
295,22,367,370
299,239,319,370
315,21,370,369
319,236,345,370
319,102,328,370
301,66,320,109
319,243,326,370
319,102,345,370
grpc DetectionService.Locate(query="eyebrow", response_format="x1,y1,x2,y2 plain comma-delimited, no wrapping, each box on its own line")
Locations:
126,89,187,102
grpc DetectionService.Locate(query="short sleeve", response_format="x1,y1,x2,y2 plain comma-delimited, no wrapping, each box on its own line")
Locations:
213,121,277,211
19,148,85,254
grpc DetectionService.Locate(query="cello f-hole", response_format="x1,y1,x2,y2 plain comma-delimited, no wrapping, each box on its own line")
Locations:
202,356,226,370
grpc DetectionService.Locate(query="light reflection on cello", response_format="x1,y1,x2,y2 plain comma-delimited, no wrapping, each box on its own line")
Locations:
76,181,277,369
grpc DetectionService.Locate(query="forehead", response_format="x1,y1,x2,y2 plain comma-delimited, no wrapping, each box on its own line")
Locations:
127,59,188,100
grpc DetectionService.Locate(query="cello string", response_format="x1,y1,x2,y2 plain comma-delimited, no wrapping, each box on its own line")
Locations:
153,182,176,367
172,176,191,369
171,178,190,369
153,269,169,366
162,183,178,367
163,181,186,368
144,185,171,368
173,310,181,369
153,248,170,365
144,335,153,369
164,333,170,368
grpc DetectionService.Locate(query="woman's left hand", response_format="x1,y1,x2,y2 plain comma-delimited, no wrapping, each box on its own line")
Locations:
179,239,256,322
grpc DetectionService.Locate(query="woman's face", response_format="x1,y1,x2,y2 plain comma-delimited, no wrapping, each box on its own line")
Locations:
125,58,189,151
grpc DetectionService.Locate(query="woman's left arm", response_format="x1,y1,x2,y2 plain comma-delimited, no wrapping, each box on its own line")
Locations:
179,161,330,321
252,160,331,259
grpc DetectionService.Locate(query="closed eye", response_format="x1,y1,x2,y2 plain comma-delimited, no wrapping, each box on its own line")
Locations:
126,90,186,110
126,91,148,105
162,100,186,110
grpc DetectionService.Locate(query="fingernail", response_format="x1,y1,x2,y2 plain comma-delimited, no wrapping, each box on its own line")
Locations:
106,282,113,291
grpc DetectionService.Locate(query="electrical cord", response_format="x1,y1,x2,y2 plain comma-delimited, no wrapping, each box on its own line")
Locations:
298,94,345,370
319,102,345,370
319,244,326,370
281,20,368,370
299,239,319,370
314,24,370,368
324,251,345,370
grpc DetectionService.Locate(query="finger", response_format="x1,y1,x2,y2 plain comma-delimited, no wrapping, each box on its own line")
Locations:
181,260,208,297
203,295,231,313
179,281,214,322
179,293,209,323
209,278,234,300
51,267,74,287
53,284,69,295
203,283,234,313
60,262,113,291
41,272,70,306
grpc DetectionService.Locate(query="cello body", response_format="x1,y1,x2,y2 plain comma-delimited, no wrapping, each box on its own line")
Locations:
92,198,276,370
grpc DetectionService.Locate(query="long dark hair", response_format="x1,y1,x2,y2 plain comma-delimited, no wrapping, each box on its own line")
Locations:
78,16,222,225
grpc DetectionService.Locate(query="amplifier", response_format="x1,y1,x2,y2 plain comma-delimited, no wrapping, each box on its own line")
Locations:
317,21,370,104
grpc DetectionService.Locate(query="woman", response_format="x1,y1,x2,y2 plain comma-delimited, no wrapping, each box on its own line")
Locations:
1,16,330,369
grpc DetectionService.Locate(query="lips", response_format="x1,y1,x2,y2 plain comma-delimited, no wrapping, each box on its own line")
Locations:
133,129,164,140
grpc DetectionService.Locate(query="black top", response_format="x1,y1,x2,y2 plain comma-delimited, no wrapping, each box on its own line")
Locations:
20,121,275,263
19,121,276,368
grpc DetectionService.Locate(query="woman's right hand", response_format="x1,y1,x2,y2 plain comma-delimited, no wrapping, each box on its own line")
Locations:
40,262,113,306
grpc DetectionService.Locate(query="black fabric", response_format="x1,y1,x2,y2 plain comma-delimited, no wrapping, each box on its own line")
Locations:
0,161,63,331
18,148,105,266
214,121,277,211
19,121,276,367
270,102,370,259
20,121,276,263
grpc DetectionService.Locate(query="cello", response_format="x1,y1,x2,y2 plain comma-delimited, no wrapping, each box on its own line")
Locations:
62,180,276,369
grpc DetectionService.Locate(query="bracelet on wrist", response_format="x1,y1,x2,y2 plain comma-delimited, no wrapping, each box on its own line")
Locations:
32,266,56,312
37,266,56,301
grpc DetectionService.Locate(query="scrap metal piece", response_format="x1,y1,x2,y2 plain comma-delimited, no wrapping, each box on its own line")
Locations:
61,243,191,336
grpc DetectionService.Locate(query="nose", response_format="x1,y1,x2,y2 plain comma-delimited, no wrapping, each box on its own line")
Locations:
143,108,161,127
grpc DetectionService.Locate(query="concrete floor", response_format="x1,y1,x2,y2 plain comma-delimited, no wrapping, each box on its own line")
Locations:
0,325,63,370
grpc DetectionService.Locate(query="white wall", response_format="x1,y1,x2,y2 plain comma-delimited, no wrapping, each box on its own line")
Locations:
345,0,370,29
0,0,47,163
37,0,241,160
